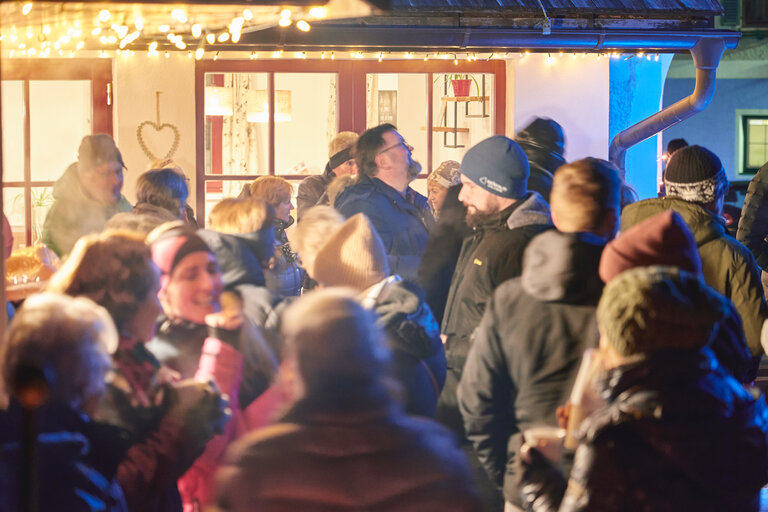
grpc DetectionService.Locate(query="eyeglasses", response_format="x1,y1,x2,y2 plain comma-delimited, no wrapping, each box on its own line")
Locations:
377,140,413,156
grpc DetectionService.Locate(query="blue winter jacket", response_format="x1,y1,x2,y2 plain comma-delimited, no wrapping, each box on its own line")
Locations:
335,175,434,282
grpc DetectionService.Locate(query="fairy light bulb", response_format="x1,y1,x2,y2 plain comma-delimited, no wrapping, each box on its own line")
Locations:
22,3,32,16
192,24,202,38
98,10,111,22
297,20,310,32
206,33,215,44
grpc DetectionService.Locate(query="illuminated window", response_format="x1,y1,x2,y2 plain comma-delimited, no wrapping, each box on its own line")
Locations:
743,116,768,173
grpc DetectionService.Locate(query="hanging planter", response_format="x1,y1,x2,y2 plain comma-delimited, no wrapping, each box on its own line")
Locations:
451,78,472,97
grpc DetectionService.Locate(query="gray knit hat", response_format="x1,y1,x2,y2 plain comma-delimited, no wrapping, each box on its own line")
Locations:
460,136,529,199
597,266,728,356
664,145,728,204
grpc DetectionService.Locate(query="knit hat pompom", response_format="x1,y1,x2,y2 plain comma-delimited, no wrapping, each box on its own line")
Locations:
312,214,390,291
664,145,729,204
460,136,529,199
599,210,701,283
597,266,728,356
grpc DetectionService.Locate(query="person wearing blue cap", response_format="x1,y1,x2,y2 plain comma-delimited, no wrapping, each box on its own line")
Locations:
437,135,552,509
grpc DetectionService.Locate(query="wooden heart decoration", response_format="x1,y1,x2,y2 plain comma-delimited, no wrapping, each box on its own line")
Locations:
137,120,180,162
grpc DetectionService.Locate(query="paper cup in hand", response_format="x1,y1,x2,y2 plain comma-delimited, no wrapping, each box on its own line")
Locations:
523,426,565,463
565,348,606,449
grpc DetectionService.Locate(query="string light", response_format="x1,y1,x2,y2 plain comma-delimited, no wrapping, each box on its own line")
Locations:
195,48,205,60
164,50,170,58
217,32,229,42
310,7,327,18
192,24,202,38
206,33,215,44
135,18,144,30
98,10,111,22
545,53,554,65
243,9,253,21
320,51,326,59
330,51,335,60
158,24,170,33
213,51,219,61
278,18,291,27
297,20,310,32
171,9,188,23
250,51,257,59
22,3,32,16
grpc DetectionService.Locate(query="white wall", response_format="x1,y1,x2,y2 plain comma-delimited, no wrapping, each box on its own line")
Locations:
511,54,610,161
113,54,197,204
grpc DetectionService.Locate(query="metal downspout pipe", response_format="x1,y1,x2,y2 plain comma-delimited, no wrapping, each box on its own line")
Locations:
608,37,727,170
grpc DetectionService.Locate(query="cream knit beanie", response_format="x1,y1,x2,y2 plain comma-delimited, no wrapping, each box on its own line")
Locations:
312,213,390,291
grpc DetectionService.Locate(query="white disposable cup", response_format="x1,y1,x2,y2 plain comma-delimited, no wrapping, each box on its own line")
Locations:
523,426,566,463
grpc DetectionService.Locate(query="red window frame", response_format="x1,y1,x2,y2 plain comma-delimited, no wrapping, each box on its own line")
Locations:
194,59,506,221
1,59,113,246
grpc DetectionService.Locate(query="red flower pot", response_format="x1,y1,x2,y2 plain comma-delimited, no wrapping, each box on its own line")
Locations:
451,79,471,97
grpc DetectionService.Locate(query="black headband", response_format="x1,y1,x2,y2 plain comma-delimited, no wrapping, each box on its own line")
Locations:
329,147,353,171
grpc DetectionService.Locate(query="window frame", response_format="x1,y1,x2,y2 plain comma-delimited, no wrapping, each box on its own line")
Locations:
741,113,768,175
194,59,506,223
1,59,113,246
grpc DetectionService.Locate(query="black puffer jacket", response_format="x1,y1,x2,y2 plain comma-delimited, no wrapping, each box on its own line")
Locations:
197,229,276,327
458,230,605,507
417,184,470,325
365,276,447,417
738,160,768,269
0,401,129,512
520,348,768,512
439,192,552,432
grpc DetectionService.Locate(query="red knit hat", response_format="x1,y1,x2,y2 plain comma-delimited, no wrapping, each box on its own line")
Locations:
599,210,702,283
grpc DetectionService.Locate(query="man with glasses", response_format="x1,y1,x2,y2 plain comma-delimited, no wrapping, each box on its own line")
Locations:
42,134,132,256
335,123,433,281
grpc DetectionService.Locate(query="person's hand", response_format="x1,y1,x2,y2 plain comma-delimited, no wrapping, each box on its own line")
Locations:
556,401,571,430
205,309,244,331
169,379,231,438
205,310,244,349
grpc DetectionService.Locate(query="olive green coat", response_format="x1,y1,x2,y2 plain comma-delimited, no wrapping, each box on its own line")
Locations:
621,197,767,356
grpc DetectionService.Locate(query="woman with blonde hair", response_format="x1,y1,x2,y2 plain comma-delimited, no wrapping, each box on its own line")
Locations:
47,230,227,512
248,176,304,298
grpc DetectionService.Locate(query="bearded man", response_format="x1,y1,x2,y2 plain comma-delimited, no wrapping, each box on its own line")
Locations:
335,124,434,281
438,135,552,434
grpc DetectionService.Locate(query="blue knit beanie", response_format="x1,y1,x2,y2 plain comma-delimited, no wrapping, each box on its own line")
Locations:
460,135,529,199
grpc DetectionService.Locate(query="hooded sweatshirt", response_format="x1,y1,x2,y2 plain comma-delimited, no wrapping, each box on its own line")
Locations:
458,230,605,506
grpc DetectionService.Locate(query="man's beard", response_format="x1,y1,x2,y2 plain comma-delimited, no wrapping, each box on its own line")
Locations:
465,207,495,228
406,159,422,180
